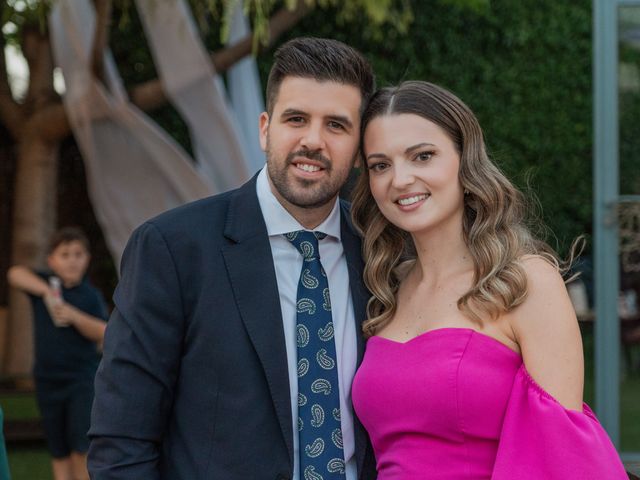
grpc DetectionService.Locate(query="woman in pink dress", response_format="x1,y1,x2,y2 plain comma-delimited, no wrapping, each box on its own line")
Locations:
350,80,628,479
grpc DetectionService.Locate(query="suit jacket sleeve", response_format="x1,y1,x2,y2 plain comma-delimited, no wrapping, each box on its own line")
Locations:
88,221,185,479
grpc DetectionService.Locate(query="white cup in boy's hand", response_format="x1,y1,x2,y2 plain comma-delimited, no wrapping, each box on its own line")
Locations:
45,277,70,327
44,294,69,327
51,302,74,327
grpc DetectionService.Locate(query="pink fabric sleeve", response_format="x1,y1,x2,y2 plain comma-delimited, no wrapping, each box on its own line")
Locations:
491,365,628,480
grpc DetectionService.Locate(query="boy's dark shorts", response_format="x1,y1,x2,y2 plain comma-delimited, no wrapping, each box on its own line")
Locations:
35,378,94,458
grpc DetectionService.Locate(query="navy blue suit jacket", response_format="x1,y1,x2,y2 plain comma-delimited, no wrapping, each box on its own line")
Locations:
88,176,377,479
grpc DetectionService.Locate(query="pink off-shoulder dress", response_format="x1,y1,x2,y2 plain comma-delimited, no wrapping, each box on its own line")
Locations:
351,328,628,479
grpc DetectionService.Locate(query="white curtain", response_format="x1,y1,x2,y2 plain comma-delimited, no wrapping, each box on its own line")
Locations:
49,0,265,268
226,1,266,173
135,0,253,191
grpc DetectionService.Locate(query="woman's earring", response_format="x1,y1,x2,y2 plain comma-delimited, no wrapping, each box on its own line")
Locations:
464,189,470,195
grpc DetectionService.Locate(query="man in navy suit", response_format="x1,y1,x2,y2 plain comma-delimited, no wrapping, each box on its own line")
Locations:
88,37,377,479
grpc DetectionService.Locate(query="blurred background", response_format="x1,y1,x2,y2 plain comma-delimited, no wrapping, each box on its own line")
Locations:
0,0,639,477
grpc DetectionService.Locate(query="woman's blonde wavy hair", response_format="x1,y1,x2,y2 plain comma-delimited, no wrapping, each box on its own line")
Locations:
351,81,562,338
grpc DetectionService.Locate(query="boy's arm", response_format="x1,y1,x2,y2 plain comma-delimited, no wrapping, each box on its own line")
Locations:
51,303,106,344
7,266,51,297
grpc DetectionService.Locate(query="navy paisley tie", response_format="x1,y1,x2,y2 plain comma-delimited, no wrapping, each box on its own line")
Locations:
285,230,346,480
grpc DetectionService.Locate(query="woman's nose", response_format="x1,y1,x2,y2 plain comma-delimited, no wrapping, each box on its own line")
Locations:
391,162,416,189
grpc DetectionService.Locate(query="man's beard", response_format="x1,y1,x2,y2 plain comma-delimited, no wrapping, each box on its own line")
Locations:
266,148,352,209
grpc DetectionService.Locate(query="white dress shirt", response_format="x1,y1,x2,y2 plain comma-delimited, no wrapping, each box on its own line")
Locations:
256,167,358,480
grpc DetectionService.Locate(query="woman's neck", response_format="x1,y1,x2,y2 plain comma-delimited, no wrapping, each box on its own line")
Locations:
410,221,473,285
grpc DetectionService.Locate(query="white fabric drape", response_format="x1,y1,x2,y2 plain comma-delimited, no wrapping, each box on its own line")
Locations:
135,0,253,191
49,0,265,268
226,1,266,173
49,1,212,267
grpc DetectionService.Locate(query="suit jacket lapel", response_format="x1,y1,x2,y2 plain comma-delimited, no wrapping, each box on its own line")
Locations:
221,176,293,469
339,201,371,478
340,201,367,364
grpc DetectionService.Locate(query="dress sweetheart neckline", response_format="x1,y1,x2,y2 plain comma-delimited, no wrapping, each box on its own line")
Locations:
371,327,521,358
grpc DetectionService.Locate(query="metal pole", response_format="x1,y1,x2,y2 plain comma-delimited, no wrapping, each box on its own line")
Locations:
593,0,620,446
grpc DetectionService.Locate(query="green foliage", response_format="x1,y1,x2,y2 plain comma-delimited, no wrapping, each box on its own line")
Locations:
619,19,640,197
621,89,640,196
308,0,414,33
2,0,415,49
2,0,51,44
439,0,490,13
218,0,415,49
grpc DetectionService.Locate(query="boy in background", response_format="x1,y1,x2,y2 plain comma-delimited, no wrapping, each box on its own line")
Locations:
7,227,108,480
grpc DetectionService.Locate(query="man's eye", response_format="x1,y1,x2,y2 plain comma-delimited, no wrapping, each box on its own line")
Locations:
287,116,305,124
328,121,345,130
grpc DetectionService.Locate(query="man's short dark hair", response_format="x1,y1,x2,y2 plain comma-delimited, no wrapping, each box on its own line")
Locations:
265,37,375,115
48,226,90,254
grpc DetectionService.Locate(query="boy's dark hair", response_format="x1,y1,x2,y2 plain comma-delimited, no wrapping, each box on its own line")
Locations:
48,227,90,254
265,37,375,115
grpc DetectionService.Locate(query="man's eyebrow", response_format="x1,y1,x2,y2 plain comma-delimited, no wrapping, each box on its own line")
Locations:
279,109,354,129
279,108,307,118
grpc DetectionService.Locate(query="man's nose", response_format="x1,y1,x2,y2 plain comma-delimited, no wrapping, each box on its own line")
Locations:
299,122,325,151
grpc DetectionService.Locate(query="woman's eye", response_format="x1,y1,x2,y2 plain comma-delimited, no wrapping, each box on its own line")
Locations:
368,163,388,172
416,151,433,162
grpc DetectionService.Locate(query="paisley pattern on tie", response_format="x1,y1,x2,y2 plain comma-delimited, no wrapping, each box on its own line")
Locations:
297,325,310,348
286,230,346,480
311,378,332,395
304,466,324,480
298,358,310,377
311,404,325,427
332,408,341,422
331,428,343,449
317,349,336,370
318,322,334,342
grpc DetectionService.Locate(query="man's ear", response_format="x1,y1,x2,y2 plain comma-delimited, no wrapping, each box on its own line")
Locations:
259,112,269,152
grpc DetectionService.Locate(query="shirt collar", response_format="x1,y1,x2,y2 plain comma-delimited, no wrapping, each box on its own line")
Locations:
256,166,342,240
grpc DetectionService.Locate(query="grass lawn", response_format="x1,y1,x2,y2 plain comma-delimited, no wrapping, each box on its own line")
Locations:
581,326,640,452
0,393,39,421
581,370,640,451
621,375,640,451
1,392,51,479
1,331,638,478
6,447,51,480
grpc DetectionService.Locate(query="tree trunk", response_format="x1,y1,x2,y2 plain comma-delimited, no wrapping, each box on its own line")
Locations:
4,133,59,378
3,26,58,378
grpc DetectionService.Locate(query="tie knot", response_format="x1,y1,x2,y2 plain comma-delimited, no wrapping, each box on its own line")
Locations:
285,230,326,260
